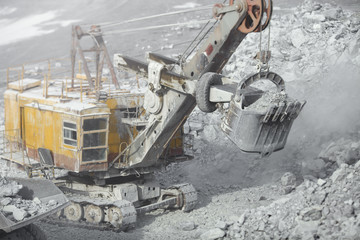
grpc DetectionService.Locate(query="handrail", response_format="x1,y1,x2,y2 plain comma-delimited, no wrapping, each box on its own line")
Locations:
4,56,144,104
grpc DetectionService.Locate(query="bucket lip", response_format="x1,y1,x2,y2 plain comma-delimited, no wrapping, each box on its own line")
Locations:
240,107,268,114
232,101,268,115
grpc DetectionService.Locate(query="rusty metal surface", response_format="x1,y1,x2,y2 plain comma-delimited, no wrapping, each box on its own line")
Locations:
182,1,248,79
71,25,120,90
237,0,263,33
222,100,297,155
222,72,305,155
254,0,273,32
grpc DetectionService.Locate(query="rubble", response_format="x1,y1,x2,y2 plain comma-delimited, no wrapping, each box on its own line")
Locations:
0,177,59,222
245,91,290,112
221,157,360,239
200,228,225,240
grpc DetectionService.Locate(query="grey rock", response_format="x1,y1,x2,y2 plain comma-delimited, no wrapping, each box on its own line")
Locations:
258,221,265,231
2,205,17,213
300,205,323,221
0,181,23,197
313,3,322,11
278,219,287,232
33,197,42,205
330,167,347,182
303,158,326,177
188,121,203,132
322,206,330,216
290,29,308,48
200,228,225,240
342,204,354,218
215,221,227,230
28,209,38,216
317,178,326,186
13,208,28,221
194,229,207,239
354,159,360,169
47,199,57,206
344,199,354,205
310,191,326,205
1,197,12,206
282,186,294,195
289,54,302,62
281,172,296,187
238,213,247,226
323,8,342,20
259,196,267,201
179,221,197,231
304,13,326,22
291,219,319,240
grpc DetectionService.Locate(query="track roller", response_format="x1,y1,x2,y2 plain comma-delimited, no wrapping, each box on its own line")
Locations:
64,202,84,222
84,204,104,224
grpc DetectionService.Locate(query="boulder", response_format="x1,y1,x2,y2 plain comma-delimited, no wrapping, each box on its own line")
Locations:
178,221,197,231
290,29,308,48
13,208,28,221
200,228,225,240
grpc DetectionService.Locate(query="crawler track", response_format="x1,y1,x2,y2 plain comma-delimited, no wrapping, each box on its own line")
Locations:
51,192,137,231
44,182,198,231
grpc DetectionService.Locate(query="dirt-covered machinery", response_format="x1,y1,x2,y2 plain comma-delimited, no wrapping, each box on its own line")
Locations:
0,178,69,239
1,0,304,230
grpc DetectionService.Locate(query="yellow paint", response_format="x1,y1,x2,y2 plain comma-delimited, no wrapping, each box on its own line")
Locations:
8,79,41,91
4,82,185,173
22,104,79,160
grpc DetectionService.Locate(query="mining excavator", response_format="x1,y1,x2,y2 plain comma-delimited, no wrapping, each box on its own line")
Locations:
1,0,305,230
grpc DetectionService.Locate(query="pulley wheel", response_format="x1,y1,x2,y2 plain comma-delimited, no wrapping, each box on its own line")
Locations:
84,204,105,223
238,0,264,33
255,0,273,32
64,203,84,222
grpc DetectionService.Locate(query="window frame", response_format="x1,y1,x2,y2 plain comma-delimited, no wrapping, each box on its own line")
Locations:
80,116,109,164
63,120,78,147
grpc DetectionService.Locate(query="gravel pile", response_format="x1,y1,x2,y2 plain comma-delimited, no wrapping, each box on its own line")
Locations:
0,177,58,222
221,159,360,239
245,91,290,112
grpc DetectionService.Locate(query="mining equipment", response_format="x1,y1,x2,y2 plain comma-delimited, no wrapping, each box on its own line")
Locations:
1,0,305,230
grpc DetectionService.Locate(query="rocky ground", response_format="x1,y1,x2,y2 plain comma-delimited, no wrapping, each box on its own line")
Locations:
0,0,360,239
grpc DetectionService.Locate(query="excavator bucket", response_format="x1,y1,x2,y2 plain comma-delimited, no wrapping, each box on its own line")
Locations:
0,178,69,233
221,72,305,156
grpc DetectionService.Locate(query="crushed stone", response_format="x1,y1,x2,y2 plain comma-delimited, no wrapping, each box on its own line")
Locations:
0,177,59,223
